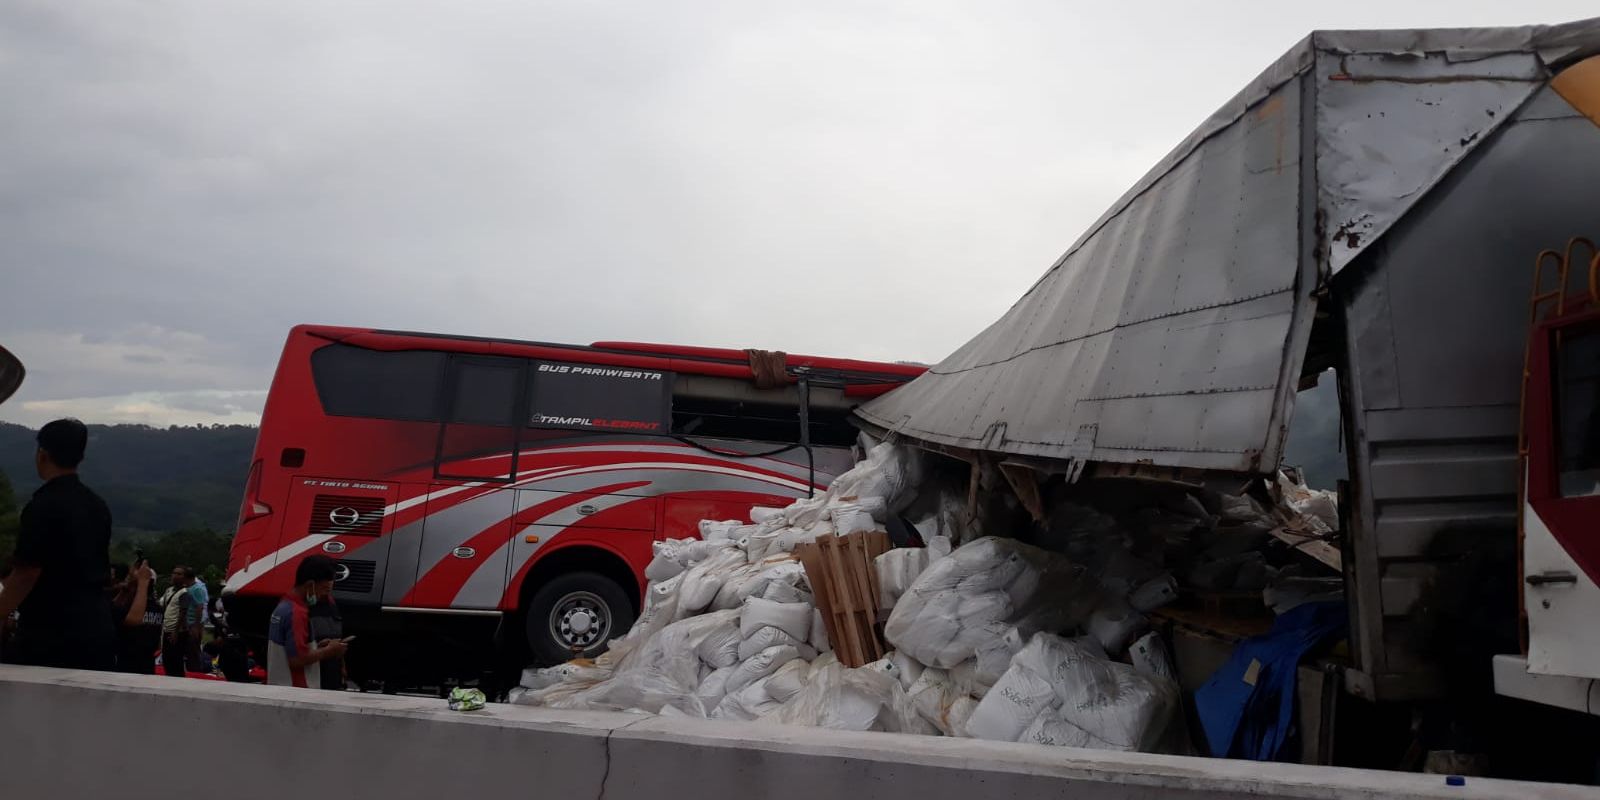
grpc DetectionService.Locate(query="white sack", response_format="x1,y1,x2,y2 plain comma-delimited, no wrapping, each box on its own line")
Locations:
964,641,1060,742
713,676,779,721
906,668,978,736
885,537,1097,669
970,633,1180,753
833,506,878,536
764,658,811,704
688,609,742,668
740,597,812,641
678,548,747,613
700,520,743,541
1129,632,1178,682
809,607,831,653
738,625,817,662
1087,602,1147,655
1129,574,1179,612
724,644,800,695
710,563,764,611
695,665,737,704
875,536,951,610
749,506,785,523
764,662,933,735
887,650,925,690
973,626,1026,686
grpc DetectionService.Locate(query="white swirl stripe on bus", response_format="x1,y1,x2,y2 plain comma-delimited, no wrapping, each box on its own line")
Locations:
226,457,804,594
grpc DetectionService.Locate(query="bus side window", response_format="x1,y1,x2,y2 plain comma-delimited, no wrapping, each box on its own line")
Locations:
668,375,858,448
1556,325,1600,498
437,356,524,481
311,344,445,421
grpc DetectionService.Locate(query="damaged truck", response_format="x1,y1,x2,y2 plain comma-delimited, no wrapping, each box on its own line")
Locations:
853,17,1600,778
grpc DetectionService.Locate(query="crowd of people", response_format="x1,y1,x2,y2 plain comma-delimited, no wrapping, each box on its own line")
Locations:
0,418,347,689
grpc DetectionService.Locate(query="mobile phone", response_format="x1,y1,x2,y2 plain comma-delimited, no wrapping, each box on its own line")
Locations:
133,547,146,566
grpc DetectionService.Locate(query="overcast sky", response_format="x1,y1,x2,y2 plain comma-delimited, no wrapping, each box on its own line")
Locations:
1,1,1593,428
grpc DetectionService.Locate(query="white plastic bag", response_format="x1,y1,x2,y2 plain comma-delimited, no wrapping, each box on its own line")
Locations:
740,597,812,641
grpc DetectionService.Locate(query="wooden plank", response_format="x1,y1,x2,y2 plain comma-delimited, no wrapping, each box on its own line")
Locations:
823,535,868,666
795,542,844,663
848,535,879,661
1268,525,1343,571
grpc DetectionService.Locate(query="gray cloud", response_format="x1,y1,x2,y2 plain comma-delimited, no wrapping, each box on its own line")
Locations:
2,0,1594,427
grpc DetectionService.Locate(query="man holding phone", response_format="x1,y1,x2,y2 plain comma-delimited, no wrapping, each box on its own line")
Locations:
267,555,348,689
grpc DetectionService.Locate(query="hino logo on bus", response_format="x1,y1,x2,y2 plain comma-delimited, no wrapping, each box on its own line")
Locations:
578,504,598,515
322,541,347,554
333,563,351,582
452,546,476,559
538,363,662,380
328,507,362,526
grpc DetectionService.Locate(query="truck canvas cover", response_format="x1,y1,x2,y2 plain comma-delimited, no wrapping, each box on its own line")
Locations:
859,18,1600,476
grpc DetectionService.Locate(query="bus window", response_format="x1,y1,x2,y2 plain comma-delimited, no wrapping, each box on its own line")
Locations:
311,344,445,421
1557,325,1600,498
437,356,524,481
669,375,858,447
527,362,671,433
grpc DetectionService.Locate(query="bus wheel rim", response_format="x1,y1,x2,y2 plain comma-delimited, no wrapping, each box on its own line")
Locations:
550,591,609,652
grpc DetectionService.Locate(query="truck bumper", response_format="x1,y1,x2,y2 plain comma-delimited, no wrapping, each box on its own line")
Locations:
1493,654,1600,716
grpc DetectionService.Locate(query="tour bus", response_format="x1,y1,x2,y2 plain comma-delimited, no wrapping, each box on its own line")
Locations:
223,325,923,682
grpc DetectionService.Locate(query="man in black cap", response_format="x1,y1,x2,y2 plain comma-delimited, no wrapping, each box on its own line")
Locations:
0,419,115,670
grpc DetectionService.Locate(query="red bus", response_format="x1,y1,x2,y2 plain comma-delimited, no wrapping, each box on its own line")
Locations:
223,325,923,683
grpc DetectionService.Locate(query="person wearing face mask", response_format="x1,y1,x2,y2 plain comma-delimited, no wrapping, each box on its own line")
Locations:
266,555,348,688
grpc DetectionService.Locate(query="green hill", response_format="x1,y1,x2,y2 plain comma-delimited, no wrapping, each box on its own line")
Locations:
0,422,256,538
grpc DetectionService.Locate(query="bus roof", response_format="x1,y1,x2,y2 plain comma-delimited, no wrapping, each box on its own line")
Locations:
294,325,925,397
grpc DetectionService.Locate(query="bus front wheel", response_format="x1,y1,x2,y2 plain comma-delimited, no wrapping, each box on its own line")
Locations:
524,572,636,665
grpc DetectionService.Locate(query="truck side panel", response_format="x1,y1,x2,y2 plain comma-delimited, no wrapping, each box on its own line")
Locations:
1337,85,1600,699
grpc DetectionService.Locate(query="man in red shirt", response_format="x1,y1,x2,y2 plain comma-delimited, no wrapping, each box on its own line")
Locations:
266,556,347,688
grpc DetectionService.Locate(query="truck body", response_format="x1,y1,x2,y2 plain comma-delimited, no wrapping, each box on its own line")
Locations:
860,19,1600,709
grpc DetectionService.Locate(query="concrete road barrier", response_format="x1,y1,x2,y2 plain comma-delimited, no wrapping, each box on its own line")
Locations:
0,666,1590,799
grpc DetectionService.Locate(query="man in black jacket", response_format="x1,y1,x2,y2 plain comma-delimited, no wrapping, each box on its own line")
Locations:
0,419,115,670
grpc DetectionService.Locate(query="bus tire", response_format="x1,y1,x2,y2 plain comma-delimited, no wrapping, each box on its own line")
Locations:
524,572,636,665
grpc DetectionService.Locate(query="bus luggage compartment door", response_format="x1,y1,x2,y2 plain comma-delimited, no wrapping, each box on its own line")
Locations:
401,484,515,610
281,477,398,607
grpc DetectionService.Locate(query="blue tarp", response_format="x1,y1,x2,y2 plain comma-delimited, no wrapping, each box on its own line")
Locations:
1193,601,1347,760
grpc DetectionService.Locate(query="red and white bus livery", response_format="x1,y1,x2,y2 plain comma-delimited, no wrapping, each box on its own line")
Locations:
223,325,922,673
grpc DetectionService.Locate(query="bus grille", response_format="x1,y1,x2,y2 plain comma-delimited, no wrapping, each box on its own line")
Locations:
310,495,385,537
333,559,377,594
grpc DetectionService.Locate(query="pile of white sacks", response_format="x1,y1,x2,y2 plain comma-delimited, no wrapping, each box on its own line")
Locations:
511,443,1184,752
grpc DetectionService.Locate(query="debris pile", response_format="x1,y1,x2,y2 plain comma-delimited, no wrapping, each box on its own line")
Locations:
511,441,1340,755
